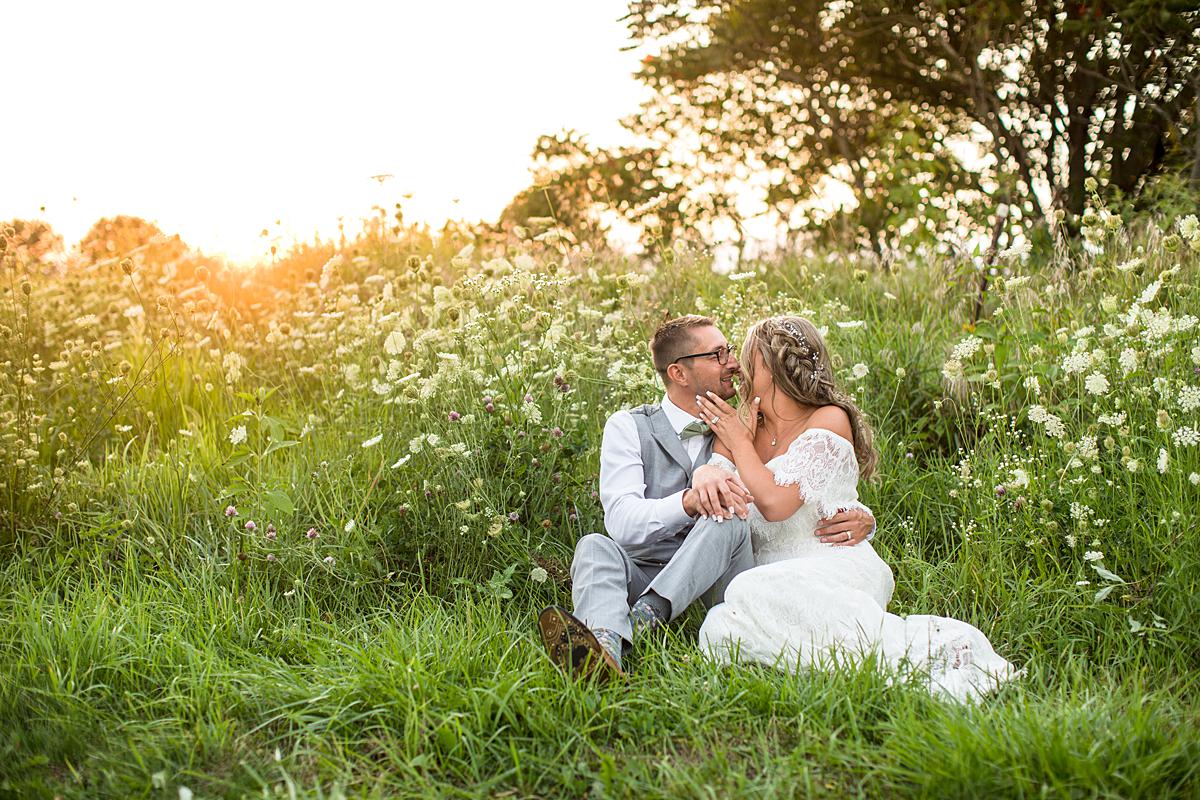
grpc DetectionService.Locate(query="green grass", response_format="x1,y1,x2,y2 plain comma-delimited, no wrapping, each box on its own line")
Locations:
2,563,1197,798
2,210,1200,796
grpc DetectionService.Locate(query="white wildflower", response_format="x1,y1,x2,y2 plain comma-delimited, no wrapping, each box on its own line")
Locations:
529,566,549,583
384,330,407,356
522,402,544,424
1084,373,1110,396
1178,385,1200,413
1158,448,1169,473
1172,426,1200,447
390,454,411,469
222,351,245,383
1061,351,1091,375
362,434,382,449
1028,405,1066,439
836,320,866,330
1098,412,1126,426
850,363,869,380
1178,214,1199,240
1143,309,1172,341
1076,435,1098,461
1118,348,1139,375
1083,550,1104,562
229,425,248,446
950,336,983,361
1138,279,1162,305
1008,468,1030,489
999,239,1031,261
1023,375,1041,397
1190,472,1200,485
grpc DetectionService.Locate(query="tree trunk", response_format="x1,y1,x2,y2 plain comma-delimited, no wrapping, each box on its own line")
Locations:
1191,90,1200,191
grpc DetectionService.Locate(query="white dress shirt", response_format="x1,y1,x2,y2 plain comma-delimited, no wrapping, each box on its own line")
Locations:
599,394,703,547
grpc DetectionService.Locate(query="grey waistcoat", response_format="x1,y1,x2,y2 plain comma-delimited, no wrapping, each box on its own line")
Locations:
623,404,715,564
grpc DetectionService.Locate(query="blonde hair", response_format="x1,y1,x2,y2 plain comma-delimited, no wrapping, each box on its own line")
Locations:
740,316,878,480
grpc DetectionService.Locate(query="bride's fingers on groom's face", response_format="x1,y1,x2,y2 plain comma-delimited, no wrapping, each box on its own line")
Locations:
702,391,736,413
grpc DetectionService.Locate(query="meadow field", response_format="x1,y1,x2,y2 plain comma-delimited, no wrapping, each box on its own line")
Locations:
2,209,1200,798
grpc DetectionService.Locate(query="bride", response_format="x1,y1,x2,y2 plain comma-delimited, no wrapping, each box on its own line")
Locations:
692,316,1019,702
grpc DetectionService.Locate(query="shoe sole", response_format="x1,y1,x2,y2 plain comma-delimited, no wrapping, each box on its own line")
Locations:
537,605,625,680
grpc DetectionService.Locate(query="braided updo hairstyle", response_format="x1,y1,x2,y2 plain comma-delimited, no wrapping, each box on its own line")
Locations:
740,316,878,480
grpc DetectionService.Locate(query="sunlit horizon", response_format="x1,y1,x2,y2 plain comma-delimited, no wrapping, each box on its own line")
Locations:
1,1,649,264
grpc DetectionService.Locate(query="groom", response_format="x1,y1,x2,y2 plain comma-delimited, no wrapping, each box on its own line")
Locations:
538,315,877,677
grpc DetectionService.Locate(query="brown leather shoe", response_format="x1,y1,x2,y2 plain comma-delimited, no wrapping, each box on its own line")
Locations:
537,605,625,679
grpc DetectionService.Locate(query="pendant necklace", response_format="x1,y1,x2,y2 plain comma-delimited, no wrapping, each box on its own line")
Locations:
764,408,817,449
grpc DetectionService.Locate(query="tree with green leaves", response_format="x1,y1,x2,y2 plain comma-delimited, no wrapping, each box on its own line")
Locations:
499,130,745,252
624,0,1200,242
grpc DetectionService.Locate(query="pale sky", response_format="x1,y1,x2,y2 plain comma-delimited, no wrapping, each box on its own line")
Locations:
2,1,649,263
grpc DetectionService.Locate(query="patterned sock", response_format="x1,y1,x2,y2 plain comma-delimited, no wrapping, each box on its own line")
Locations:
592,627,624,669
629,592,670,636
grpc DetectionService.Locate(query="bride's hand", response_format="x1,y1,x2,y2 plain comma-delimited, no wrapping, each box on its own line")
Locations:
688,465,754,520
696,392,757,451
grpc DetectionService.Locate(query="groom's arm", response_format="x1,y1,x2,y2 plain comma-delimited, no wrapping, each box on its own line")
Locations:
814,504,877,545
599,411,695,546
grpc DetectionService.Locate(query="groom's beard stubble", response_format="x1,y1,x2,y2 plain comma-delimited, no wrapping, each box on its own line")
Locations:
717,370,739,401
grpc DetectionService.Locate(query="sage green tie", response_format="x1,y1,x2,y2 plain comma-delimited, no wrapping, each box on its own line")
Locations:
679,420,711,440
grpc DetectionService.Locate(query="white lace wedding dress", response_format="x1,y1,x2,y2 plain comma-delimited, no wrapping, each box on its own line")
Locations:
699,428,1020,702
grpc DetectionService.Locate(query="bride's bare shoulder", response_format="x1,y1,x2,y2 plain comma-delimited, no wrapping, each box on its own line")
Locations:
805,405,853,442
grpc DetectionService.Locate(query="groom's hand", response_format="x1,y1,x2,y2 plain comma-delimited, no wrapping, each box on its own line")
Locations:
815,508,874,546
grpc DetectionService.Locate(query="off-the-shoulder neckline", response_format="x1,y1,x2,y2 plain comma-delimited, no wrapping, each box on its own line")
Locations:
765,427,855,465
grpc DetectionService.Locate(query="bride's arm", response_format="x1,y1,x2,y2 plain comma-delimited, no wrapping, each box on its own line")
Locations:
697,395,853,522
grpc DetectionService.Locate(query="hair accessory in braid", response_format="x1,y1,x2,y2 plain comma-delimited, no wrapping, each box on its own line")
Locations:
779,319,822,385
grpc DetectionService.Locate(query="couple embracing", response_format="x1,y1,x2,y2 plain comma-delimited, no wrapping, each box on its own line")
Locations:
539,314,1019,702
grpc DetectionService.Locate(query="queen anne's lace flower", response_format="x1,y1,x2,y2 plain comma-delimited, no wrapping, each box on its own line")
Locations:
1178,385,1200,413
1084,373,1110,396
950,336,982,361
1119,348,1139,374
1172,426,1199,447
1029,405,1066,439
384,330,406,355
1061,351,1091,374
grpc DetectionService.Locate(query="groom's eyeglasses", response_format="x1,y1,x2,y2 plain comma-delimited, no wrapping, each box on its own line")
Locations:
671,345,732,366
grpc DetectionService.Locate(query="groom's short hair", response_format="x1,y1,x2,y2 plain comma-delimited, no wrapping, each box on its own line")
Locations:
651,314,716,376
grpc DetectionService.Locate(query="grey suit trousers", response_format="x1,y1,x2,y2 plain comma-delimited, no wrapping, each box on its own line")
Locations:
570,518,754,644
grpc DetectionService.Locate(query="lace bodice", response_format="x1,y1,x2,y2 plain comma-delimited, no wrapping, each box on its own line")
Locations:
709,428,865,562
